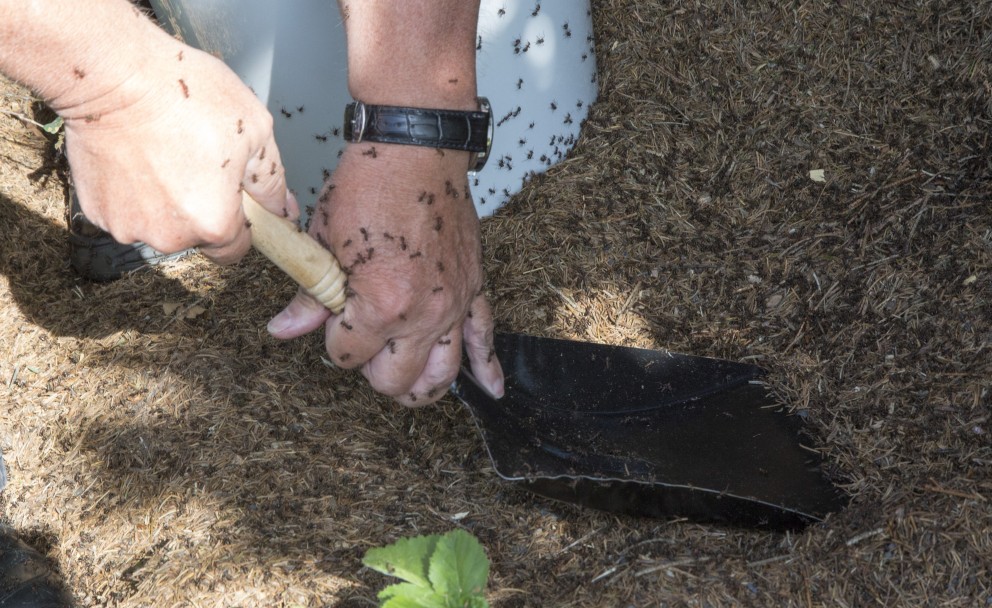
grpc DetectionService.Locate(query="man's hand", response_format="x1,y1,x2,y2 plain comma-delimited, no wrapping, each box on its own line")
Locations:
0,0,295,263
268,0,504,406
63,43,296,263
0,0,503,405
268,143,504,405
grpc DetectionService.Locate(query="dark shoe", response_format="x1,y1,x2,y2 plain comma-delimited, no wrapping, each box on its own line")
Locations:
67,190,192,282
0,525,73,608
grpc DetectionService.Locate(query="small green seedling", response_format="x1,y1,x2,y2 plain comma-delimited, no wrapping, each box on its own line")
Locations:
362,529,490,608
41,116,63,134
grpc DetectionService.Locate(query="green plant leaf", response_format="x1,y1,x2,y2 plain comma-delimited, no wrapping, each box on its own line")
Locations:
363,534,441,590
427,529,489,603
378,583,446,608
380,597,440,608
41,116,63,134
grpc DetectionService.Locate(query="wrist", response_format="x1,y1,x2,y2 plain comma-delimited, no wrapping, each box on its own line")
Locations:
0,0,168,115
53,19,183,121
342,1,481,111
347,65,478,112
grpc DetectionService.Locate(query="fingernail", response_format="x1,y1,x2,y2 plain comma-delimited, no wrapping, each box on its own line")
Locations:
267,309,295,335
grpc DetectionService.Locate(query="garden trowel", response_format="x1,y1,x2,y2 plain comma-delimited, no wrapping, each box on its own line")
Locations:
452,332,846,530
242,194,847,531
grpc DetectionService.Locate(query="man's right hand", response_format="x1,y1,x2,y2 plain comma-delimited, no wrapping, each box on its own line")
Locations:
1,0,295,264
61,38,295,264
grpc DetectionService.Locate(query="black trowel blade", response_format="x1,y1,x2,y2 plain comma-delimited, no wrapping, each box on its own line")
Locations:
452,332,847,530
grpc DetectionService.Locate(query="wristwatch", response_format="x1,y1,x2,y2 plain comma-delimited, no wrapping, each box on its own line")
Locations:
343,97,493,173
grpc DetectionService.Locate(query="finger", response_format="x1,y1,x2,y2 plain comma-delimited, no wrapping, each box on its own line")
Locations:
203,188,298,264
323,305,388,369
86,178,252,262
388,330,463,407
463,294,504,398
243,134,298,220
267,288,332,339
197,209,252,265
199,136,294,265
358,333,435,400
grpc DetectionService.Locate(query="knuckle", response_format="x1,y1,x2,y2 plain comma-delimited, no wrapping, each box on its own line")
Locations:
197,221,236,247
194,221,223,243
325,345,361,370
138,231,182,254
370,289,421,323
258,110,274,132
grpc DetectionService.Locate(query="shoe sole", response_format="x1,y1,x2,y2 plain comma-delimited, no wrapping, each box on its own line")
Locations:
67,191,191,282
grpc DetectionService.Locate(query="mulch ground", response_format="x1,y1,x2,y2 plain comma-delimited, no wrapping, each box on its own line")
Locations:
2,1,990,606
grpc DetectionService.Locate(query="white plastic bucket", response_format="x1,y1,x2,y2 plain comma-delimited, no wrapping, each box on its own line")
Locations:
148,0,597,218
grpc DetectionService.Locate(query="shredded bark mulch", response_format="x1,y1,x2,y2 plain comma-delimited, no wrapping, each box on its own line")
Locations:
1,1,990,606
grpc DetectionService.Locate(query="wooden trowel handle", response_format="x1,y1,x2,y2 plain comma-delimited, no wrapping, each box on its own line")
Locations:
242,192,346,314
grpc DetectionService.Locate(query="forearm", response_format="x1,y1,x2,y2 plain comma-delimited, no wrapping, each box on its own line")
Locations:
0,0,168,113
341,0,481,110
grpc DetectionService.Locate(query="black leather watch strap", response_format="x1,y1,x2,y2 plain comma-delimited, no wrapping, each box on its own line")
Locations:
344,98,493,172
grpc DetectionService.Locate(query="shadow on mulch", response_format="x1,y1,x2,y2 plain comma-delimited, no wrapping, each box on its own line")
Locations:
0,192,198,340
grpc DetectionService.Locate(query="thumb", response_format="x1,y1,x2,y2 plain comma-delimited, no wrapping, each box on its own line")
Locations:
268,288,333,339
